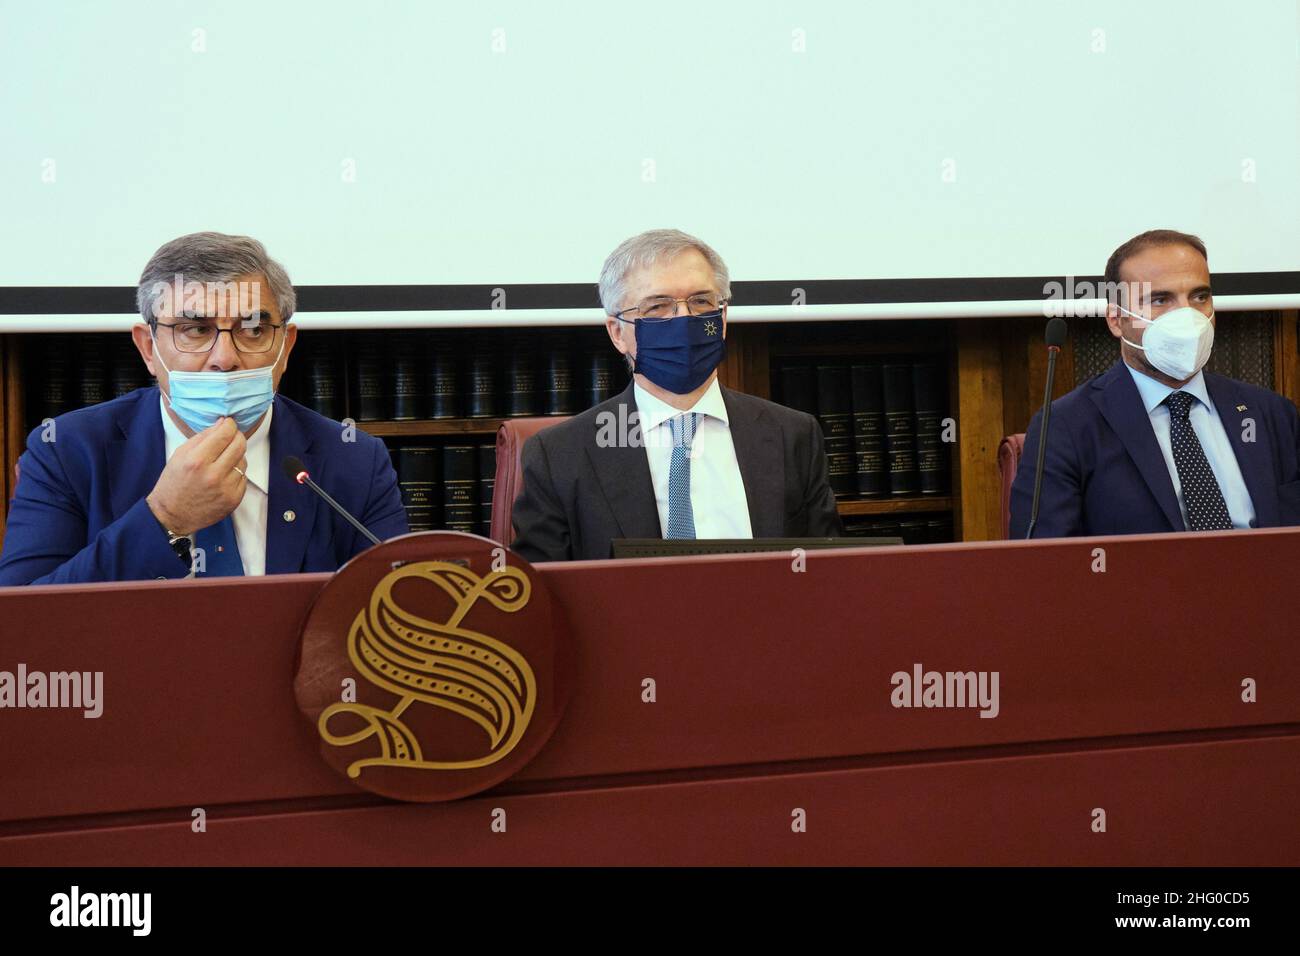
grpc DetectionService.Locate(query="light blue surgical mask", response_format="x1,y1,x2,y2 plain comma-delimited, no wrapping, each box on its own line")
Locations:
152,331,284,432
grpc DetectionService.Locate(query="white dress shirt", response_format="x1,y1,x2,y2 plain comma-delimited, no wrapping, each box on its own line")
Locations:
1124,365,1256,530
160,397,272,575
633,378,753,539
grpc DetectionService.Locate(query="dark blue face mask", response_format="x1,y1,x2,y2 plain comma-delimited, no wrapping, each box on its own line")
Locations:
628,309,727,394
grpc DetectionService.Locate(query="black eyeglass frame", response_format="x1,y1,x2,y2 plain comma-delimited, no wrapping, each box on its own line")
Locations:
151,315,285,353
611,296,729,323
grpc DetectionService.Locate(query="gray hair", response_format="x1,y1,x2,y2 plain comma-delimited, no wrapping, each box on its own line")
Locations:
597,228,731,315
136,231,296,325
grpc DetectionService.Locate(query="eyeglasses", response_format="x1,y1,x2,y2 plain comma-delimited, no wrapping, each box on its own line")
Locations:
154,314,283,353
613,294,727,322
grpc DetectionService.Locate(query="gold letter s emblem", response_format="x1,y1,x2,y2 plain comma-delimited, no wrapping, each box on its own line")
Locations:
318,561,535,777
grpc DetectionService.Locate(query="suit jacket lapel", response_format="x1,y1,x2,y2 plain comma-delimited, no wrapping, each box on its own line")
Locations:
265,400,320,574
107,386,167,519
1205,373,1277,527
722,387,784,537
585,383,663,539
1090,362,1183,532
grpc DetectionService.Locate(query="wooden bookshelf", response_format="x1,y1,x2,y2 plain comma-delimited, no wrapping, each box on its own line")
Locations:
837,497,953,516
3,311,1297,550
358,418,508,437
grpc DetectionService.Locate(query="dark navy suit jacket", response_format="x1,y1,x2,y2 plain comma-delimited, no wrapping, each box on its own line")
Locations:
0,386,408,585
1010,362,1300,538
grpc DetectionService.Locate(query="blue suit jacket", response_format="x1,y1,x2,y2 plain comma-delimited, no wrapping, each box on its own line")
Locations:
1009,362,1300,538
0,386,409,585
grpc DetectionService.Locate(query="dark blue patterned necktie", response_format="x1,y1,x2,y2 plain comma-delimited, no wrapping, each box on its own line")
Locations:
1163,391,1232,531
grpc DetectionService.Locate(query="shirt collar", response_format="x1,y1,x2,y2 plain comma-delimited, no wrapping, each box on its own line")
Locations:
633,375,729,432
1124,363,1212,415
158,395,273,494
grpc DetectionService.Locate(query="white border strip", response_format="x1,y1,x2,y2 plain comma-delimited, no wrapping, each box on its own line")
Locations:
0,293,1295,332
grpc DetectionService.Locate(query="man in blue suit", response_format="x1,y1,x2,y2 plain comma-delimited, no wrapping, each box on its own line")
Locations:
1011,229,1300,538
0,232,408,586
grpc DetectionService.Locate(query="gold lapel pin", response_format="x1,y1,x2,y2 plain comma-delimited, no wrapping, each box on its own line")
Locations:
1236,404,1247,412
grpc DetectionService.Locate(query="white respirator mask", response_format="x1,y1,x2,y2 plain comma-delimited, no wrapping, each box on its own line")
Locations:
1118,305,1214,381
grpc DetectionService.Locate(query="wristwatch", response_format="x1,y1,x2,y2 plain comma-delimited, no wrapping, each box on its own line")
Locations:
148,495,193,569
166,529,194,568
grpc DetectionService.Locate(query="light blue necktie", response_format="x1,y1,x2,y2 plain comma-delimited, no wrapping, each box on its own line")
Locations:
666,412,700,539
194,514,245,577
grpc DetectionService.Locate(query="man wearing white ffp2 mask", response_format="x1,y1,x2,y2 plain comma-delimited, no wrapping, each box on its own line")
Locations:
1010,229,1300,538
1115,303,1214,383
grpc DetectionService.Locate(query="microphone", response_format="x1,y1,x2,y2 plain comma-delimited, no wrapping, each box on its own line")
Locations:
1025,317,1068,540
282,455,382,546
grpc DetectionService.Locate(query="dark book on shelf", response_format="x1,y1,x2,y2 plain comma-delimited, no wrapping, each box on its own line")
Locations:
426,334,462,419
478,442,497,538
882,363,919,495
586,350,618,408
467,345,498,418
912,361,950,495
543,338,576,416
33,334,71,425
844,517,901,540
109,335,149,400
842,515,951,544
442,444,478,533
506,340,538,417
78,336,107,409
814,364,855,497
926,516,953,543
302,334,341,420
896,517,929,545
389,331,423,421
394,445,439,532
850,363,887,497
778,364,817,416
288,329,635,427
351,333,385,421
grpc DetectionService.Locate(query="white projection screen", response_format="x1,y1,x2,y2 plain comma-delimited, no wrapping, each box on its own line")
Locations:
1,0,1298,327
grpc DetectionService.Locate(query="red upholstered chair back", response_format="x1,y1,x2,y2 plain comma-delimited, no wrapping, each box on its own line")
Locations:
490,417,571,545
997,433,1026,539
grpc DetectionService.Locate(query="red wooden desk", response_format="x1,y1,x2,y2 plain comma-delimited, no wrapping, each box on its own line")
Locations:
1,529,1296,865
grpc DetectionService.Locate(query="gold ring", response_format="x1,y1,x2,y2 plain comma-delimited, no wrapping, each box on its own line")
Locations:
233,466,246,477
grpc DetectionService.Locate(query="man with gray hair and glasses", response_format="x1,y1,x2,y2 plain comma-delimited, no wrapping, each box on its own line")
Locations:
0,232,407,585
510,228,842,562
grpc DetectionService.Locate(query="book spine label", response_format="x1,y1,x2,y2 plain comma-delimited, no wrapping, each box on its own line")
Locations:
353,335,384,421
442,444,478,532
467,350,498,418
850,364,886,497
912,362,950,495
586,351,615,408
79,339,107,408
506,345,538,417
304,335,340,420
427,341,462,419
395,445,439,531
882,364,919,495
543,347,575,416
478,443,497,537
390,332,423,420
815,365,854,497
